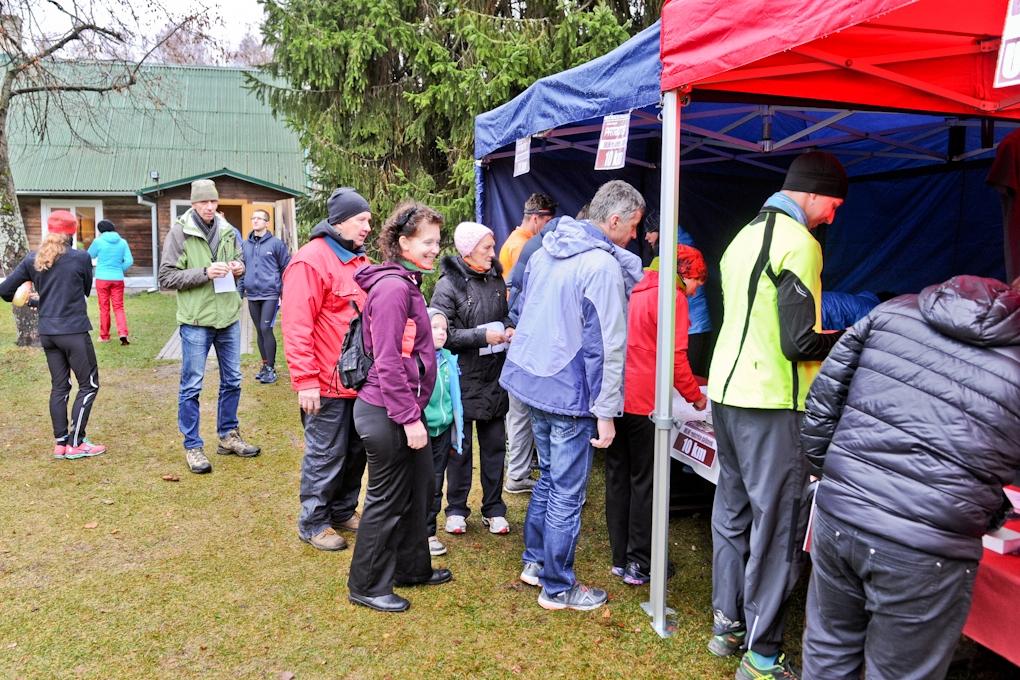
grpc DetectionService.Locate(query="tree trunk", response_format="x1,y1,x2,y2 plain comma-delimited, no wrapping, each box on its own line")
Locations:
0,106,38,347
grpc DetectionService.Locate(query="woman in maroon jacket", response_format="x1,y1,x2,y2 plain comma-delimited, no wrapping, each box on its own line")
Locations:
605,244,707,585
347,201,450,613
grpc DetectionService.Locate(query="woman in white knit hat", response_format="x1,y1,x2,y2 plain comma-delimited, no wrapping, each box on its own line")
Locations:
430,221,515,536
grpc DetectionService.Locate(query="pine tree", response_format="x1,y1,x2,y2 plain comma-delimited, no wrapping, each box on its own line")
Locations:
251,1,655,236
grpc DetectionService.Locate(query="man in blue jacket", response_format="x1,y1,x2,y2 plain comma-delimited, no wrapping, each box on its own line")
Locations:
500,180,644,611
239,209,291,384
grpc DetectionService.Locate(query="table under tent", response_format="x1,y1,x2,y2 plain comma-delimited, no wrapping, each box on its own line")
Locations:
474,0,1020,637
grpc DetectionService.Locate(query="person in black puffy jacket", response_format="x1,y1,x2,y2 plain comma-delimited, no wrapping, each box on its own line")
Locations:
799,275,1020,680
430,221,514,536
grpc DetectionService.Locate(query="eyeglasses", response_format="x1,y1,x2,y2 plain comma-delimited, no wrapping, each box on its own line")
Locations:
251,216,268,222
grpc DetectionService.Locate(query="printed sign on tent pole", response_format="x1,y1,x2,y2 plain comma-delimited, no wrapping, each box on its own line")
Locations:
513,137,531,177
994,0,1020,88
594,113,630,170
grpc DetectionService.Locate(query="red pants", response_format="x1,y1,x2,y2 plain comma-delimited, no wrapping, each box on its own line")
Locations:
95,279,128,340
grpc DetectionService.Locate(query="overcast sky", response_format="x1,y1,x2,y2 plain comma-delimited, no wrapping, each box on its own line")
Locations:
33,0,268,50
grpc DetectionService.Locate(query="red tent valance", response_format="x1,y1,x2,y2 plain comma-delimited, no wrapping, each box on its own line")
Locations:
660,0,1020,119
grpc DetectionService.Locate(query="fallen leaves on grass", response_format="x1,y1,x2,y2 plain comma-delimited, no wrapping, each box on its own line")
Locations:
161,474,180,482
83,522,98,529
278,673,296,680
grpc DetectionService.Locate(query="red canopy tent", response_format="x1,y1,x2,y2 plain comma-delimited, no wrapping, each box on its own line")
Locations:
646,0,1020,636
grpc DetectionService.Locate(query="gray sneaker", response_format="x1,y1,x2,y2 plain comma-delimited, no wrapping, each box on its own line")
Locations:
504,476,536,494
708,608,747,657
216,429,260,457
185,448,211,474
520,562,541,587
537,583,607,611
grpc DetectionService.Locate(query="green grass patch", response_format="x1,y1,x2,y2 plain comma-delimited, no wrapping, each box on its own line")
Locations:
0,295,1012,678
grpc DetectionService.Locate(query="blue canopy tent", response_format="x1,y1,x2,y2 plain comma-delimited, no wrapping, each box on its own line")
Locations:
474,21,1011,299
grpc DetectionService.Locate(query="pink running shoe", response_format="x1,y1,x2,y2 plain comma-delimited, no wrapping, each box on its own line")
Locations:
53,443,68,459
66,439,107,459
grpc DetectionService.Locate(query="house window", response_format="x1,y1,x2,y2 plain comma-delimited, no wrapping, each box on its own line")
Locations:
41,200,104,249
170,200,192,223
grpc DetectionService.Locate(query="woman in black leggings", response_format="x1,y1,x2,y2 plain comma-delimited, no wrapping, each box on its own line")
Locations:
239,209,290,384
0,210,105,458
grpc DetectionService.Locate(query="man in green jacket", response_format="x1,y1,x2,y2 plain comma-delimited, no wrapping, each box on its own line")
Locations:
158,179,260,474
706,152,846,680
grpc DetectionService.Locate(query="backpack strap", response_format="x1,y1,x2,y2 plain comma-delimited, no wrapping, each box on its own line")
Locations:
720,210,780,403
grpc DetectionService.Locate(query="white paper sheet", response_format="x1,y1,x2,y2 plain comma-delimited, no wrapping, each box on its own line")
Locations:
477,321,509,355
213,274,237,293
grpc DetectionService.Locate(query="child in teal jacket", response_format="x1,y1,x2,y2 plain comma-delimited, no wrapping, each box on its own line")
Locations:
424,307,463,557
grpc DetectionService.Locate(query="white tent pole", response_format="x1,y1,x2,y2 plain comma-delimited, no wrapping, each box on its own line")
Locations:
642,88,681,637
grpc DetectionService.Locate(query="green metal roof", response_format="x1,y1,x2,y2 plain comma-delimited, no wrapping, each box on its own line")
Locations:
7,63,308,194
137,168,303,197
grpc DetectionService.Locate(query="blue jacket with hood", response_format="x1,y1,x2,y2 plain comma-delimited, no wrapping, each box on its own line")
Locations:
88,231,133,281
239,231,290,299
499,217,643,419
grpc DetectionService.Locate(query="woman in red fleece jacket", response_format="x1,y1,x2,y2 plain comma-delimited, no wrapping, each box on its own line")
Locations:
605,244,708,585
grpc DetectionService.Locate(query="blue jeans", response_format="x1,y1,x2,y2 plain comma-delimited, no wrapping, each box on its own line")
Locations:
522,407,595,596
178,322,241,449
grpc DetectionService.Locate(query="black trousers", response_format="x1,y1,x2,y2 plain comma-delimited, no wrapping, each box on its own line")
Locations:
298,397,366,538
604,412,655,571
248,299,279,367
802,508,978,679
348,399,432,597
426,425,453,537
41,332,99,446
445,416,507,519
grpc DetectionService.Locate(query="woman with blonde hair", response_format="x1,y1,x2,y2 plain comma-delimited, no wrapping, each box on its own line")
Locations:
0,210,106,458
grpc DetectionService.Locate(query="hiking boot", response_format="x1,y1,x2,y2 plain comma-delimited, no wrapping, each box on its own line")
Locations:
217,429,260,457
708,608,747,657
66,439,106,459
334,512,360,532
735,651,800,680
185,447,211,474
622,560,676,586
520,562,541,587
428,536,447,556
537,583,608,611
261,367,277,384
444,515,467,535
482,516,510,534
302,527,347,551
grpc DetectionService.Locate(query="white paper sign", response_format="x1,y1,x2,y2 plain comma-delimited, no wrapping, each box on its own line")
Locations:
513,137,531,177
595,113,630,170
995,0,1020,88
213,274,237,293
669,387,719,485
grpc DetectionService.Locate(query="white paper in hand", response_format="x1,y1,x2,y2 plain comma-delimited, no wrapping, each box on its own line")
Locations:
478,321,509,355
213,274,237,294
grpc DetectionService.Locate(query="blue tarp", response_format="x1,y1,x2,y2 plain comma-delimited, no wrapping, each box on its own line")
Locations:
473,21,1009,304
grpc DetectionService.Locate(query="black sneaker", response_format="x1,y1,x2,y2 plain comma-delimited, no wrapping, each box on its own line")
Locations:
622,560,675,585
261,366,278,384
254,365,268,382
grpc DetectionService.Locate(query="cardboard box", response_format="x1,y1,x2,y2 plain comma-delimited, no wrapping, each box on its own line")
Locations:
983,527,1020,554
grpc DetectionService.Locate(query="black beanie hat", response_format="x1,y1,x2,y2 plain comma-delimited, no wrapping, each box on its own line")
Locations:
327,187,371,225
782,151,848,199
97,219,116,233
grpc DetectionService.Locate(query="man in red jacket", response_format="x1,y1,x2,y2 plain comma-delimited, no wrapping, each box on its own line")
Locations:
282,187,372,551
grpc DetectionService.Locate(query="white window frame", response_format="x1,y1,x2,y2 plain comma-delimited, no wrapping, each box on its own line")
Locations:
41,199,104,249
170,200,192,222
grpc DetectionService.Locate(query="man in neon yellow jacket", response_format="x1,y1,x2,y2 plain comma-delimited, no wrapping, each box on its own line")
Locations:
706,152,846,680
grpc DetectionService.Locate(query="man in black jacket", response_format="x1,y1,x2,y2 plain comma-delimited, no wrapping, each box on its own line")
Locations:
800,275,1020,680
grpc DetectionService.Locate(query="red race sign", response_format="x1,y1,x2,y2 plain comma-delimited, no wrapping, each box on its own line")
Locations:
594,113,630,170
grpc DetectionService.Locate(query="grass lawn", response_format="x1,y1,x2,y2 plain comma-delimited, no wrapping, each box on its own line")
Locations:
0,293,1013,679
